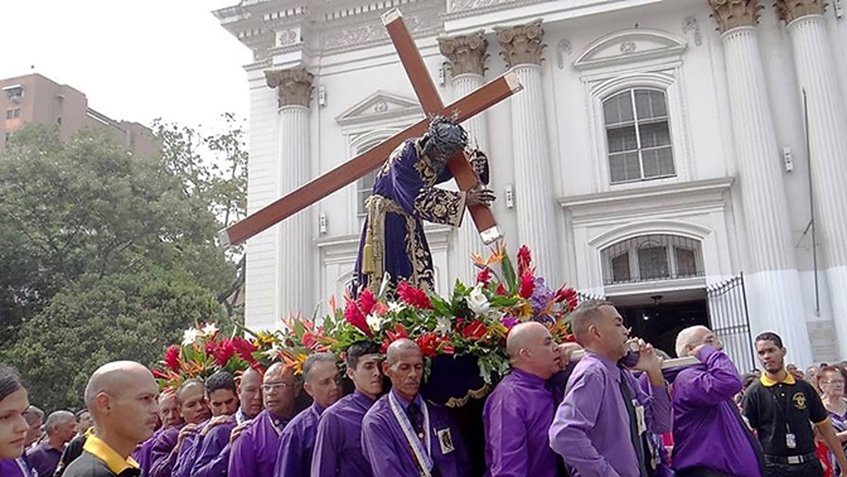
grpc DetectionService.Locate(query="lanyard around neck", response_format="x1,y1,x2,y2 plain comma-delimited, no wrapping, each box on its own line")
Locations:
388,392,433,476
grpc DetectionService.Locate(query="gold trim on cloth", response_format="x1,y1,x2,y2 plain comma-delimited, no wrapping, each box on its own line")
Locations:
445,384,491,408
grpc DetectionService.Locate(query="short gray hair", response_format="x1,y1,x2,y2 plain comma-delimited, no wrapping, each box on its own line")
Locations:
44,410,76,435
675,325,709,358
23,405,44,425
569,300,615,341
303,352,337,382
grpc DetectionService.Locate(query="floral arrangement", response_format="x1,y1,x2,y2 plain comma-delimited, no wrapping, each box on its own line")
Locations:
154,244,580,395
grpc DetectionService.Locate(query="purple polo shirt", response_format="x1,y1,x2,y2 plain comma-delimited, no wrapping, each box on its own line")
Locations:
672,345,763,476
133,427,164,477
0,458,34,477
548,352,671,477
311,390,376,477
361,389,470,477
227,409,289,477
483,367,561,477
26,441,63,477
274,402,324,477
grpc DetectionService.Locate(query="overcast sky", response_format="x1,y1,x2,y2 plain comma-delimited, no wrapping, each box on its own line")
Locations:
2,1,251,129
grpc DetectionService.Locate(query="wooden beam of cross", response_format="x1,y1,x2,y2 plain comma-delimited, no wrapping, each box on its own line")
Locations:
217,12,522,248
382,9,504,244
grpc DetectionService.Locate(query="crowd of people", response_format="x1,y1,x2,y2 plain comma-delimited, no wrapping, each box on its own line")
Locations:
2,300,847,476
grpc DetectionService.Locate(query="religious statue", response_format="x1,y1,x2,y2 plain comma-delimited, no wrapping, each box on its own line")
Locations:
353,116,496,294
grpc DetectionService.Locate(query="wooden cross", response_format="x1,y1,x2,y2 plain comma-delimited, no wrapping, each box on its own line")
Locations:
218,9,522,248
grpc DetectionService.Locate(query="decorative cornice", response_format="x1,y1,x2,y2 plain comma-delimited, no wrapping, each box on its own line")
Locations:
438,30,489,77
774,0,827,24
265,67,314,108
494,19,546,68
707,0,762,33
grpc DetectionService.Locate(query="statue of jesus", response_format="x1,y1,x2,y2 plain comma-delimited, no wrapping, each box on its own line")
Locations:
353,116,495,294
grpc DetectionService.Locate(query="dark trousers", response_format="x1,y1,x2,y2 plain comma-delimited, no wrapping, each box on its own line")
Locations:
676,467,731,477
763,460,824,477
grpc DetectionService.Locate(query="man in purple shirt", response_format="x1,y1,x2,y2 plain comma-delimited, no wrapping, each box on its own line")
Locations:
312,341,383,477
274,352,341,477
134,390,182,477
362,339,470,477
484,322,580,477
26,410,76,477
671,325,763,477
148,378,211,477
228,362,296,477
549,300,671,477
191,367,263,477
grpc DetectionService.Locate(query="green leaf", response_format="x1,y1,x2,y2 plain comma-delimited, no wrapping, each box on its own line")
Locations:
501,252,517,295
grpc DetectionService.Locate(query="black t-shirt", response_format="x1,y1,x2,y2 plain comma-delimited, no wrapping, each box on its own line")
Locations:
742,375,828,456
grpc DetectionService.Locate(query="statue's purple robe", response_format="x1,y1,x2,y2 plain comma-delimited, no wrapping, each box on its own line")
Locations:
361,389,470,477
354,139,465,291
311,391,376,477
274,402,324,477
483,368,564,477
227,409,289,477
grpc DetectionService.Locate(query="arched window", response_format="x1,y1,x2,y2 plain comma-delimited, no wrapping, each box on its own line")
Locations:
357,170,377,217
603,88,674,184
601,234,702,285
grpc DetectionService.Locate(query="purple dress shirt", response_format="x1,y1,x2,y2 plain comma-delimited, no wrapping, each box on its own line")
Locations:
274,402,324,477
311,391,376,477
671,345,763,477
228,409,289,477
192,421,236,477
0,458,34,477
26,441,63,477
148,423,186,477
548,352,671,477
483,368,561,477
361,389,470,477
172,419,207,477
133,428,163,477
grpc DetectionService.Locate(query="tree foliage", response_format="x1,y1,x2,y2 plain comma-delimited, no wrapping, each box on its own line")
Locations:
0,117,247,410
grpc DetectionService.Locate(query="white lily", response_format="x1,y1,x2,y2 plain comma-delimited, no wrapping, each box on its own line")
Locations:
435,316,452,336
182,328,200,346
466,284,491,315
200,323,219,337
387,301,407,313
366,313,384,332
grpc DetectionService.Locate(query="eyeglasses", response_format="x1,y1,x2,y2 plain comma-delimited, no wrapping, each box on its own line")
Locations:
822,380,845,385
261,382,295,392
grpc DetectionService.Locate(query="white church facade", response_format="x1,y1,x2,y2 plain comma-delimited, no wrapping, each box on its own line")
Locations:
215,0,847,367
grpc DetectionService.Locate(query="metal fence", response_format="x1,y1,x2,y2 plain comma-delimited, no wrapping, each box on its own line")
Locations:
707,273,756,372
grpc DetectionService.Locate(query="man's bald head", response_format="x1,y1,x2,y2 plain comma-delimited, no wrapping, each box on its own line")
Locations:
84,361,155,409
506,322,563,379
507,322,548,359
386,338,422,365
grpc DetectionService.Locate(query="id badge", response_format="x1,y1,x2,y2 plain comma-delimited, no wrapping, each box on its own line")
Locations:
634,403,647,435
786,433,797,449
437,428,455,454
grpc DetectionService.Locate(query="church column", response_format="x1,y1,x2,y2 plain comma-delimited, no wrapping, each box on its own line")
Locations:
776,0,847,356
266,67,314,320
439,31,490,284
495,20,560,283
707,1,812,363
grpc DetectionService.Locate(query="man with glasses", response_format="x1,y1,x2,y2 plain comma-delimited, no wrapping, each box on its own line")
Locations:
671,325,764,477
228,362,297,477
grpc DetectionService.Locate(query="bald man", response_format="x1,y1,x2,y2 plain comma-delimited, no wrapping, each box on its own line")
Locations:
63,361,159,477
483,322,579,477
228,362,297,477
361,339,469,477
671,326,763,477
148,379,210,477
27,410,76,477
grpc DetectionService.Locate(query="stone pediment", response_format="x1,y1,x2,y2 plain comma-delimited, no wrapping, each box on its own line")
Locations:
574,29,686,71
336,90,423,127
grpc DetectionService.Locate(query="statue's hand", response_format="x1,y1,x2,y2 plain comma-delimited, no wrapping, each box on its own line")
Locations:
466,186,495,206
468,149,490,185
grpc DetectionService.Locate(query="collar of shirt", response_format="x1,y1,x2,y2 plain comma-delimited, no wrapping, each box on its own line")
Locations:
389,388,423,412
82,435,140,475
510,367,547,388
312,401,326,416
585,351,624,383
760,372,796,387
352,389,378,406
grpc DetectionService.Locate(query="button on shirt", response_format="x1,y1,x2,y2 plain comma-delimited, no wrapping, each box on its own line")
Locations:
548,352,671,477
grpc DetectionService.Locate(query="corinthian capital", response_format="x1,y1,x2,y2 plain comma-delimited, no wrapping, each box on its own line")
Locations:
265,67,314,108
707,0,762,33
774,0,827,24
438,31,489,77
494,19,546,68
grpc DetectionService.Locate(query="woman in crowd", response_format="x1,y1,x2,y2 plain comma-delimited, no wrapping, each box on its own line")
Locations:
0,365,35,476
819,365,847,476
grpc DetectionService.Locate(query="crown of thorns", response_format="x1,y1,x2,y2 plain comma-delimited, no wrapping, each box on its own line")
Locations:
426,116,468,151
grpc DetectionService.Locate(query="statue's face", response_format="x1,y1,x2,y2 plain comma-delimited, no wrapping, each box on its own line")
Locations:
430,142,460,164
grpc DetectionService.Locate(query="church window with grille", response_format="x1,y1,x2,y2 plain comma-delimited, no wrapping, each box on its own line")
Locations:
603,88,674,184
601,234,703,285
357,170,377,217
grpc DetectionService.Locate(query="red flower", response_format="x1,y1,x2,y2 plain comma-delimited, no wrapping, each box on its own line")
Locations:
519,271,535,299
476,267,492,286
461,319,488,341
439,340,455,355
164,345,181,371
152,368,168,379
555,286,579,311
212,339,235,366
417,333,439,358
302,332,317,349
495,283,508,296
358,289,377,316
344,298,373,337
397,281,433,309
231,337,257,364
517,245,532,275
381,323,409,353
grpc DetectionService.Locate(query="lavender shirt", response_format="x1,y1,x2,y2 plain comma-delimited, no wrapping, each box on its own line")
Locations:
148,424,183,477
171,419,206,477
0,458,34,477
274,402,324,477
133,428,164,477
26,441,62,477
311,391,376,477
361,389,470,477
191,421,236,477
671,345,763,476
548,352,671,477
227,409,288,477
483,368,561,477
